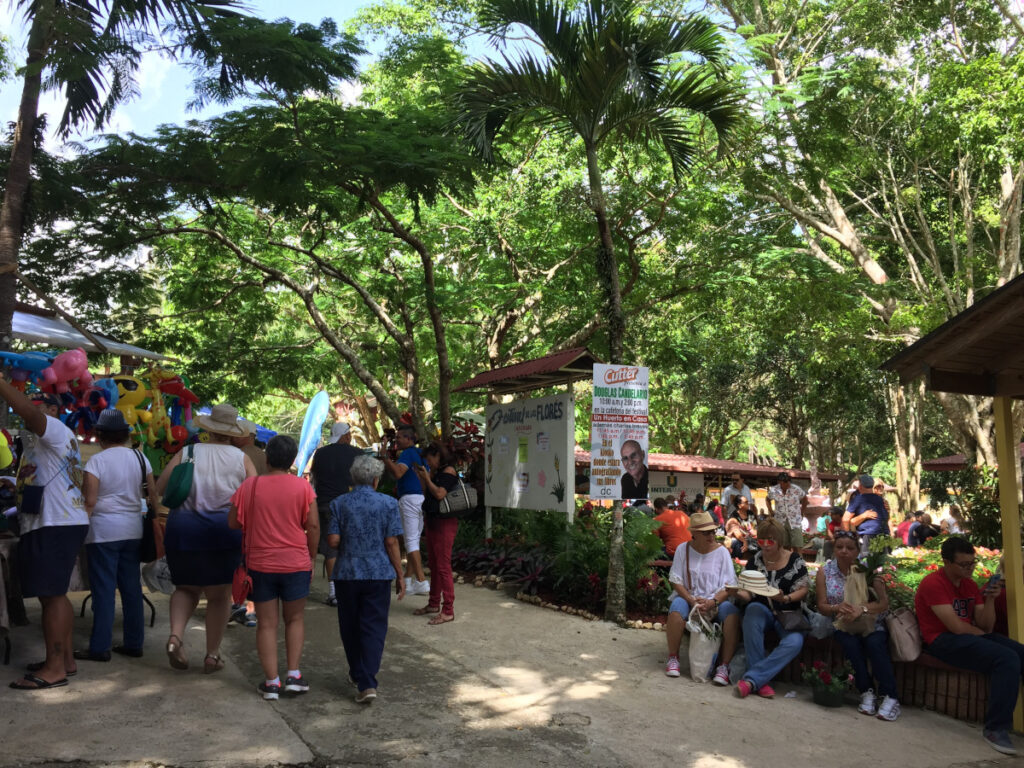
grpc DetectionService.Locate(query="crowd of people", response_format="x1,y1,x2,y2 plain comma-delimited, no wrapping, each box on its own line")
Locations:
4,384,1024,755
3,387,463,706
653,470,1024,755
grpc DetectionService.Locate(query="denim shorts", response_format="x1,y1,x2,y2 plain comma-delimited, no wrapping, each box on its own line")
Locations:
669,595,740,624
250,569,312,603
19,524,89,598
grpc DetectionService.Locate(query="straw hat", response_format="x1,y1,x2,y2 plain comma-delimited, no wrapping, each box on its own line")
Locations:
689,511,717,532
725,571,781,598
194,403,246,437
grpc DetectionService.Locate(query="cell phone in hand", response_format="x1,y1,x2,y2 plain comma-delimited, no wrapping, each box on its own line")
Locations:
987,572,1003,590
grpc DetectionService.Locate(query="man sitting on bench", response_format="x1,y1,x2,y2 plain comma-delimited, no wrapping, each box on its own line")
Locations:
915,536,1024,756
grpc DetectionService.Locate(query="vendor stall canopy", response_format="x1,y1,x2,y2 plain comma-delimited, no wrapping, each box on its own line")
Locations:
14,305,167,360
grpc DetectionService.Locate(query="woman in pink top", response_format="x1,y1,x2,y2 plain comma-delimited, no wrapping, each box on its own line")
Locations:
229,435,318,701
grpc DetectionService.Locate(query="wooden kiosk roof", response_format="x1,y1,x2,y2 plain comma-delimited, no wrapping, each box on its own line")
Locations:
454,347,602,394
880,275,1024,397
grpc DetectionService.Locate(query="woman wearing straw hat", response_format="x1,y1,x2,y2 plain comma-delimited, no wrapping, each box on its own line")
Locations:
726,517,809,699
156,403,257,673
76,409,159,662
663,511,742,684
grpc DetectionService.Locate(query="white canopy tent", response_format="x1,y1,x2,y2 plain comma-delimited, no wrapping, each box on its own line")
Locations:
12,308,168,360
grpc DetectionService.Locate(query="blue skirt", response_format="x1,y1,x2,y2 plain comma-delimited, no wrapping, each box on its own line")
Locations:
164,508,242,587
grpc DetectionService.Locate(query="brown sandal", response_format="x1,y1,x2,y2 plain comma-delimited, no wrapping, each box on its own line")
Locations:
428,613,454,625
166,635,188,670
203,653,224,674
413,606,440,616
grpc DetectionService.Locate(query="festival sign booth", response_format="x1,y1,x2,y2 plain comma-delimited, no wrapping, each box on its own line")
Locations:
882,274,1024,729
454,348,602,535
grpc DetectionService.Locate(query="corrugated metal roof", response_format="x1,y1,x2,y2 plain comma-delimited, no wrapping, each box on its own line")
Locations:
13,309,168,360
454,347,602,394
573,450,840,482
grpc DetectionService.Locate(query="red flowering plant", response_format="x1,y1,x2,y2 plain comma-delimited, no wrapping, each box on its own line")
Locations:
801,660,854,693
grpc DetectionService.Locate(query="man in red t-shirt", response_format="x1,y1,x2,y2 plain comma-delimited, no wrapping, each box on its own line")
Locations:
914,536,1024,756
652,497,691,558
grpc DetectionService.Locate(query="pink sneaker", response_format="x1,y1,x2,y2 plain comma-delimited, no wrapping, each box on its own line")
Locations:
736,680,753,698
757,684,776,698
665,656,681,678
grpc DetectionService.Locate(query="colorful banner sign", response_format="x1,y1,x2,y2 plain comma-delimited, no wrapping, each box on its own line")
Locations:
590,364,650,501
484,393,574,515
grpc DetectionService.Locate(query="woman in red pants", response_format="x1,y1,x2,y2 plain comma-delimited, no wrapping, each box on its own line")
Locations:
412,443,459,625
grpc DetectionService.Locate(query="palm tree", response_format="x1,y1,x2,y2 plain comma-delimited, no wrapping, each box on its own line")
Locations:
0,0,272,363
452,0,743,621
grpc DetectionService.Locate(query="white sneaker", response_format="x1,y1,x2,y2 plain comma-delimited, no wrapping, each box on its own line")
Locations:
665,656,681,677
712,664,730,686
858,689,877,715
412,579,431,595
404,577,413,592
876,695,901,721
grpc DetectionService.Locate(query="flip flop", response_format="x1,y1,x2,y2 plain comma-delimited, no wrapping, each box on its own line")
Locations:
26,661,76,677
413,606,440,616
10,674,69,690
427,613,454,625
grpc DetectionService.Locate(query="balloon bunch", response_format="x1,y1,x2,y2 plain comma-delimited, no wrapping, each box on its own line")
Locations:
5,352,200,454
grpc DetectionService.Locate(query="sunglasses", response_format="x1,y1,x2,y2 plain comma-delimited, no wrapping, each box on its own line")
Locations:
834,531,857,540
756,538,776,546
694,529,716,536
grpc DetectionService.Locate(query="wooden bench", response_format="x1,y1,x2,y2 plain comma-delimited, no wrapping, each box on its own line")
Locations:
770,635,989,724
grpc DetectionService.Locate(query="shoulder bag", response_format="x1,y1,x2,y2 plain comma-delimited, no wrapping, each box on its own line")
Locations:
161,444,195,509
437,475,477,518
885,606,922,661
231,478,257,605
134,449,158,563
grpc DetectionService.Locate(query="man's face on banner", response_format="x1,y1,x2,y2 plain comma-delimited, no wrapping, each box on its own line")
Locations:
620,440,645,481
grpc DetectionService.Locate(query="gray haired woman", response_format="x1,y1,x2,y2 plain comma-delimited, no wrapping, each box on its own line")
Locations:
327,454,405,703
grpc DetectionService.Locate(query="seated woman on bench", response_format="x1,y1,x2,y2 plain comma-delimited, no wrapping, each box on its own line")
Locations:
663,511,740,685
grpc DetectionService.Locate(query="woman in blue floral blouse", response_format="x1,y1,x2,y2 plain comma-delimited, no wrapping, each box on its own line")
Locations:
327,455,406,703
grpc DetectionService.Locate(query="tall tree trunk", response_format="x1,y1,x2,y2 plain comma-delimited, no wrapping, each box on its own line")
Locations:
887,378,923,515
584,145,628,622
0,2,54,352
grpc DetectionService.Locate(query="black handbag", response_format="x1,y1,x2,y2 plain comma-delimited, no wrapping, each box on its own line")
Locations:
774,606,811,632
437,477,477,518
134,449,158,563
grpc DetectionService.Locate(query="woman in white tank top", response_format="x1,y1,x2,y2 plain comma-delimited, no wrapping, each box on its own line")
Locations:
156,404,256,674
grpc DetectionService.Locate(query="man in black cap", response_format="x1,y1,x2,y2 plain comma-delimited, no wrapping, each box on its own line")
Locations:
844,474,889,555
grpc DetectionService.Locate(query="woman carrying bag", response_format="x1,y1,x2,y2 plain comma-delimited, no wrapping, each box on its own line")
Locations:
411,442,460,625
77,409,159,661
156,403,256,673
663,511,741,685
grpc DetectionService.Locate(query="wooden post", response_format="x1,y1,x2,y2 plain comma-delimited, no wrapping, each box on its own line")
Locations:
994,395,1024,731
484,505,492,540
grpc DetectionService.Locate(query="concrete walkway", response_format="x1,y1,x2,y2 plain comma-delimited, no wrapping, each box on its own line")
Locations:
1,579,1019,768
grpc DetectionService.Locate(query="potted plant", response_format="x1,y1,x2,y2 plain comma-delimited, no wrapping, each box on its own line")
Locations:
801,660,854,707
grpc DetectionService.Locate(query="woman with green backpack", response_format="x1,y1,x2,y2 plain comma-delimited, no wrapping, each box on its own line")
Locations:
156,403,257,673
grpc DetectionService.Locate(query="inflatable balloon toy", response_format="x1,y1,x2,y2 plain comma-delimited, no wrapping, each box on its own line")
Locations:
162,424,188,454
112,375,152,427
0,351,55,391
93,378,119,409
157,375,199,423
64,386,109,438
40,348,92,395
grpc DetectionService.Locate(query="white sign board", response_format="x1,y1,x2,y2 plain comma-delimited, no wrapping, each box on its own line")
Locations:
484,393,574,515
590,364,650,501
648,472,704,505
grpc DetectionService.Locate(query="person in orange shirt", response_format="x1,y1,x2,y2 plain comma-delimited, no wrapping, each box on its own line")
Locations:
653,497,691,557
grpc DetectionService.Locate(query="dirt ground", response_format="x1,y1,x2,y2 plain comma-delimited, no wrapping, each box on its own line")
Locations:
0,578,1020,768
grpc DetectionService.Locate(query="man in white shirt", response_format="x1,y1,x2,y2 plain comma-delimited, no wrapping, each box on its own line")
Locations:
765,472,807,549
2,383,88,690
720,473,754,514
